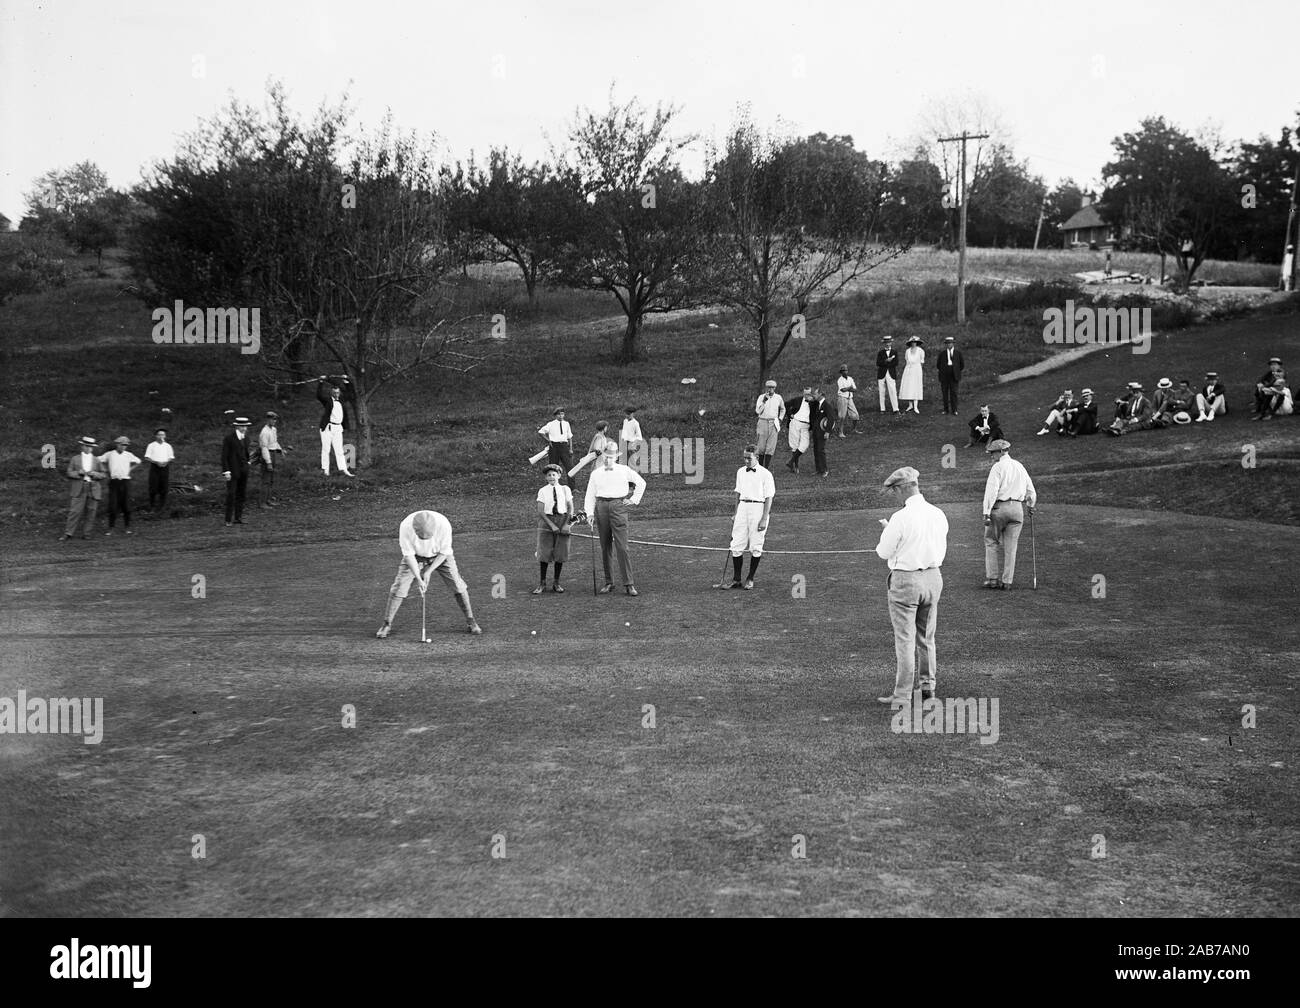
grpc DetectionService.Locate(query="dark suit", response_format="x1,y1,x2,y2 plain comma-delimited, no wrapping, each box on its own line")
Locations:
935,345,965,413
1069,401,1099,435
810,395,830,475
222,430,253,523
875,347,900,412
967,412,1003,446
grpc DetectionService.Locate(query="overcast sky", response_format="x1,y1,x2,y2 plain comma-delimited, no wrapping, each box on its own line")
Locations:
1,0,1295,222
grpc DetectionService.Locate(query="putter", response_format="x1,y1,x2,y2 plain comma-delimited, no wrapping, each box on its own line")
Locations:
1029,508,1038,590
420,577,429,642
712,505,740,588
589,518,598,596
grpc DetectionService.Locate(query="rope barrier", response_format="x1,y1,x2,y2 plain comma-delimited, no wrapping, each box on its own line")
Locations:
567,532,876,555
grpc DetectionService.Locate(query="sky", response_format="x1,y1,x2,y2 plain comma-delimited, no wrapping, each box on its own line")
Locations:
1,0,1296,223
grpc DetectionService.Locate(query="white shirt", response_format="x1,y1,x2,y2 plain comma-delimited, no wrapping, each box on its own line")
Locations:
538,419,572,443
329,399,343,425
621,417,643,444
398,510,453,559
755,392,784,420
876,493,949,570
734,465,775,502
791,399,810,424
99,450,141,479
77,451,96,474
584,463,647,513
536,483,574,514
258,425,281,462
144,441,174,465
983,455,1037,515
837,375,857,397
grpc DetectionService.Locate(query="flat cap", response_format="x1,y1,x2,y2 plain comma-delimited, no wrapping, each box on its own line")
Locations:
553,407,565,415
113,435,130,445
839,364,849,371
764,379,777,387
986,438,1011,453
882,466,919,488
265,410,279,419
602,443,620,456
542,463,563,475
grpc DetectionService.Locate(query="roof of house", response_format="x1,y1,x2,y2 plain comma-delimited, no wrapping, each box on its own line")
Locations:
1059,204,1110,232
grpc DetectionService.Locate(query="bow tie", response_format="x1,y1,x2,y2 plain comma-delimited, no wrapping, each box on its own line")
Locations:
745,466,755,472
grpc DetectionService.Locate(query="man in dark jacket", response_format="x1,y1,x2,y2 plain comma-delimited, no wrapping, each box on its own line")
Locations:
935,335,965,414
965,405,1003,448
221,416,254,526
810,384,832,477
1067,389,1100,435
876,336,900,414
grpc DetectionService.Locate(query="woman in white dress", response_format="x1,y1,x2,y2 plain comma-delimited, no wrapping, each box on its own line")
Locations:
899,336,925,413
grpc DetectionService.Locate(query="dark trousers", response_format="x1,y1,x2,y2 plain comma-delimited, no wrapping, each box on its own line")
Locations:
811,434,828,474
148,463,169,509
259,451,281,503
225,472,248,523
547,443,573,485
595,498,633,586
106,478,132,528
940,374,959,413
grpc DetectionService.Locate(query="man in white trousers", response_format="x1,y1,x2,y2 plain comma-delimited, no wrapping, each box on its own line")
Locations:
724,445,775,590
317,378,355,477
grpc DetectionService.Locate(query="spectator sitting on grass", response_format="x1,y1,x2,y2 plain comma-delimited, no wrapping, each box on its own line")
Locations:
1150,378,1180,428
1106,382,1152,436
965,405,1003,448
1260,376,1293,419
1036,389,1079,436
1252,357,1286,420
1067,389,1100,436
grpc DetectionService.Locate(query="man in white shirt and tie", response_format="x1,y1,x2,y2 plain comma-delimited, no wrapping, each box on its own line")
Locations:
981,439,1037,590
875,466,949,705
584,443,647,595
724,445,775,590
375,509,482,638
537,408,575,486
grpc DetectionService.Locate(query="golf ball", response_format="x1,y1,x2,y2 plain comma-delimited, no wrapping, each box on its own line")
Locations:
531,631,537,636
625,622,630,627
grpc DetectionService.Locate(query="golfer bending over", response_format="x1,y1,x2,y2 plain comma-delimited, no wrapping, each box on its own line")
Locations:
376,509,482,638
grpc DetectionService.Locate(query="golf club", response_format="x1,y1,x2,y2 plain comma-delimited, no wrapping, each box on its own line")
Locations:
1029,507,1038,590
588,516,598,596
712,505,740,588
420,574,429,642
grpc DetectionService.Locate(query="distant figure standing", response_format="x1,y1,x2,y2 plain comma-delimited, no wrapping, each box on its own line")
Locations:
621,407,643,463
981,439,1037,590
257,411,285,507
144,428,174,512
874,466,948,705
899,336,925,413
533,464,574,594
1104,249,1113,277
62,435,107,540
537,407,575,486
935,335,964,415
754,379,785,469
834,364,860,436
810,384,831,477
784,386,813,474
584,443,647,596
876,336,900,414
221,416,253,527
317,378,355,477
99,436,142,536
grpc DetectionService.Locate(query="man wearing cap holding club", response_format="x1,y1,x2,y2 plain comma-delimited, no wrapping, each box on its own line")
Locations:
537,407,575,486
982,439,1037,590
1195,371,1227,422
221,416,254,527
62,435,107,540
1067,389,1100,436
874,466,948,706
584,442,647,596
876,336,900,414
98,436,142,536
724,445,775,589
754,379,786,469
936,335,965,415
376,509,482,638
784,386,813,474
257,411,286,507
1252,357,1286,420
834,365,860,437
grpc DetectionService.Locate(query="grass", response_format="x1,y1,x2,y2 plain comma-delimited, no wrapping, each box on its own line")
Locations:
2,243,1299,917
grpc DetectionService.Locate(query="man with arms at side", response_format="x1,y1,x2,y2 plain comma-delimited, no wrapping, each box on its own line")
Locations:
144,428,174,513
584,442,648,596
874,466,948,706
62,435,106,541
981,439,1037,590
725,445,775,590
221,416,254,527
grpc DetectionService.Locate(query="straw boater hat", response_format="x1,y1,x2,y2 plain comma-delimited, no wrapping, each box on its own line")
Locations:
233,416,251,427
1157,378,1173,389
78,435,97,448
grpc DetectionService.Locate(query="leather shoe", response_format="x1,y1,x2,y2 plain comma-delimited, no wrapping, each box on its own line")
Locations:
625,586,639,596
531,585,545,595
599,583,615,593
877,695,900,705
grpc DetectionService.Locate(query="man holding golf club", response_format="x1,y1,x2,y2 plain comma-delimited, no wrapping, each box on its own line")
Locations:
981,439,1038,590
719,445,774,590
376,509,482,639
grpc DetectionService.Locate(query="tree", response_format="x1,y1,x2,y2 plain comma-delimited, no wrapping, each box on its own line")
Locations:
965,144,1045,248
705,123,912,385
0,234,69,305
1103,117,1239,287
447,149,581,305
1042,178,1085,246
879,154,946,246
128,84,479,465
1231,117,1299,262
552,94,711,362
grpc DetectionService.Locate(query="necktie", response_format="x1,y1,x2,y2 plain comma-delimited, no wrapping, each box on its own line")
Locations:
553,486,561,513
746,467,755,472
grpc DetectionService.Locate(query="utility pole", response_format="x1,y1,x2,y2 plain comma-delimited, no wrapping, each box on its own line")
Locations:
939,131,989,322
1032,192,1048,251
1282,155,1299,292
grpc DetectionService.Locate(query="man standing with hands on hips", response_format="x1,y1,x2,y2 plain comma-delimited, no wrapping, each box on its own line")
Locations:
982,439,1037,590
875,467,948,706
584,442,647,595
